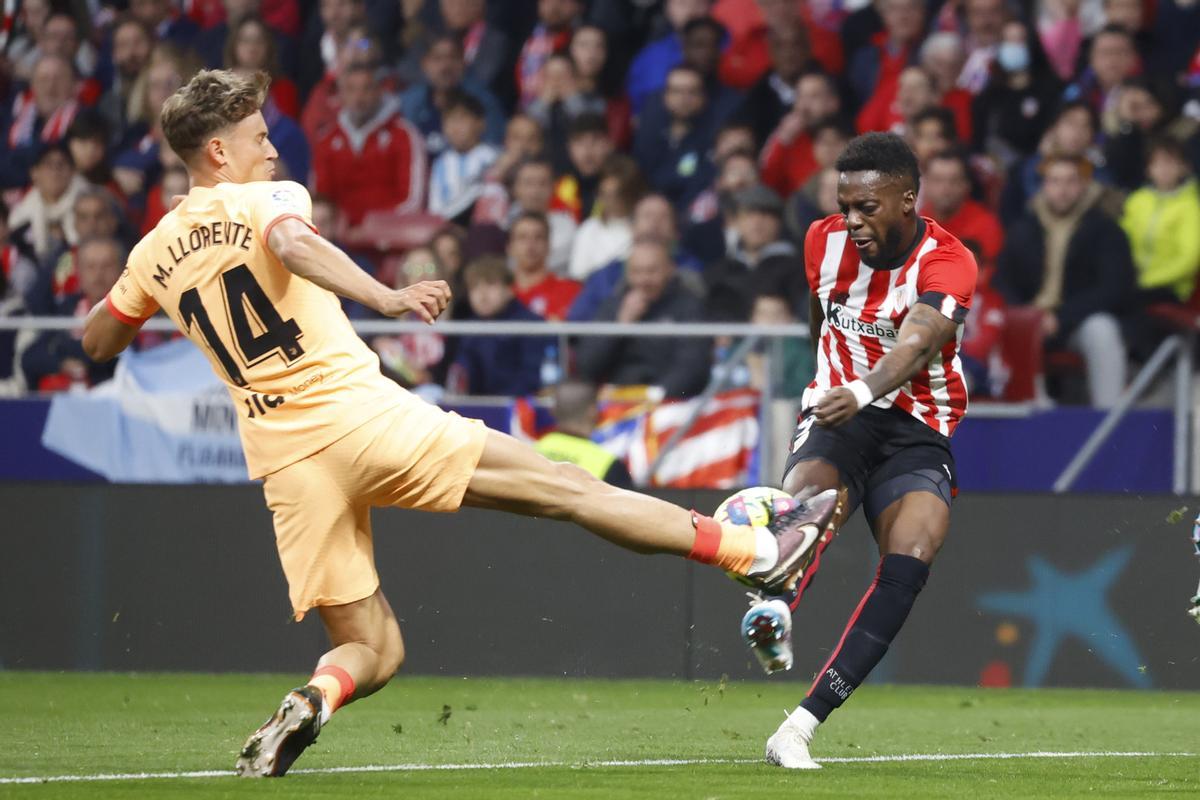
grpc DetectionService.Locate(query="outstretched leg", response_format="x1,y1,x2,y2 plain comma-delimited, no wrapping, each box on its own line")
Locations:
462,429,836,591
766,488,950,769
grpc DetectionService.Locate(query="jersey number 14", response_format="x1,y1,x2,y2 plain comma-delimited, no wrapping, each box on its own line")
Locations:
178,264,305,387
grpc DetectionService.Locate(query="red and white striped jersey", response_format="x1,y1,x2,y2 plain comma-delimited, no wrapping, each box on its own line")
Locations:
803,215,977,437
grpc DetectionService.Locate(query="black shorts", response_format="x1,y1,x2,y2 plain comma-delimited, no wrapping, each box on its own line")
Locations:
782,405,957,526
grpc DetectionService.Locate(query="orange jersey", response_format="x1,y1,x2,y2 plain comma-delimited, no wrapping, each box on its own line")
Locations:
107,180,402,478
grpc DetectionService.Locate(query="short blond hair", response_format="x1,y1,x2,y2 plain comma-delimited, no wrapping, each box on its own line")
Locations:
160,69,269,163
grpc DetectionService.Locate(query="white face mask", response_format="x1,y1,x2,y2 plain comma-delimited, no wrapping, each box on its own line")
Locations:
997,41,1030,73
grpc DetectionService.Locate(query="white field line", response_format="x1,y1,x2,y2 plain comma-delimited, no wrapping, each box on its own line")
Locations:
0,751,1193,784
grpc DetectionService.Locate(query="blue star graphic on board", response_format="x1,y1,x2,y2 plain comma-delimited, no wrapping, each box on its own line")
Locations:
977,545,1150,688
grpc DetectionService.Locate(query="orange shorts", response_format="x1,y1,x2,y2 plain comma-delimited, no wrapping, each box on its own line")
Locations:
262,397,489,620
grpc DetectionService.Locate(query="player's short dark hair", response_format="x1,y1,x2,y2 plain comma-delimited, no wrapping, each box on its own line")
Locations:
835,132,921,192
443,89,485,120
567,113,609,140
511,210,550,238
911,106,958,142
463,255,512,288
682,16,726,40
161,69,267,163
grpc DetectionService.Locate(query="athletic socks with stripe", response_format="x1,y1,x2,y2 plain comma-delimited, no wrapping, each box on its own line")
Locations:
799,553,929,723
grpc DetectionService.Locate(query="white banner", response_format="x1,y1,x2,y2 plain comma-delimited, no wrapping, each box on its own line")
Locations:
41,339,250,483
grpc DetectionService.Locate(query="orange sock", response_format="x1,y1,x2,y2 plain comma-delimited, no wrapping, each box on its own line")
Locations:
687,512,757,575
307,665,355,724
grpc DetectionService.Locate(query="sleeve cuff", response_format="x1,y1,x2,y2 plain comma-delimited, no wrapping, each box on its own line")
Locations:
106,294,151,326
917,291,969,324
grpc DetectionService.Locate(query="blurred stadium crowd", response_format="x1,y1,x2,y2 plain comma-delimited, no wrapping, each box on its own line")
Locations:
0,0,1198,404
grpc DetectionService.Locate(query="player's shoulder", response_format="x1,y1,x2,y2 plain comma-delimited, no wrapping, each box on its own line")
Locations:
807,214,847,240
233,180,310,203
922,218,975,265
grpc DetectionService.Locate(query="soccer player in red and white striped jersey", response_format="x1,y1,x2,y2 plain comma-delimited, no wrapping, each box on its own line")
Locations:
758,133,977,769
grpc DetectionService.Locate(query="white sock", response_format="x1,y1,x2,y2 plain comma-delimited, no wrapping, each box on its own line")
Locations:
751,526,779,572
318,698,333,726
788,706,821,742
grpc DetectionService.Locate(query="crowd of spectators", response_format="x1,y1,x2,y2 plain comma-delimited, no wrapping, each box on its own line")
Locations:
1,0,1199,405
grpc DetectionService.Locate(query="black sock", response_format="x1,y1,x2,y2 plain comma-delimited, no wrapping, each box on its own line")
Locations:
800,553,929,722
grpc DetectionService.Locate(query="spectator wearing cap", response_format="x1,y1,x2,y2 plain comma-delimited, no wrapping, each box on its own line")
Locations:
625,0,712,115
633,65,717,212
568,155,645,281
920,149,1004,270
575,237,712,398
733,20,814,147
312,63,428,226
428,91,500,224
7,142,88,264
703,183,805,323
508,212,581,321
515,0,581,110
399,34,506,158
98,15,154,149
554,113,614,222
759,71,843,198
449,255,549,396
2,54,80,189
995,154,1135,408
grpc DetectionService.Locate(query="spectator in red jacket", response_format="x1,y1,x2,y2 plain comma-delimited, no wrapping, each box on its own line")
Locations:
508,211,581,321
920,148,1004,268
312,63,428,226
857,64,938,135
759,70,842,197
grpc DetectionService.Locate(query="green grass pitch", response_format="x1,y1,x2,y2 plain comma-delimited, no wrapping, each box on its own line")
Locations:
0,673,1195,798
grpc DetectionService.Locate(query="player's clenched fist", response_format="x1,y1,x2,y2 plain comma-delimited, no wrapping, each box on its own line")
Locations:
813,387,860,427
382,280,452,323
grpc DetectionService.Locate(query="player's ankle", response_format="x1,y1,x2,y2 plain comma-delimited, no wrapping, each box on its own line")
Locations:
686,512,760,575
790,704,823,742
307,665,355,725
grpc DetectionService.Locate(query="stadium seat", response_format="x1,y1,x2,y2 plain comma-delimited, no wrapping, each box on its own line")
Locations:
998,305,1046,402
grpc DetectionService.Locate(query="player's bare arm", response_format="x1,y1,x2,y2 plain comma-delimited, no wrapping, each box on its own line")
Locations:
814,302,957,427
81,299,143,362
814,302,958,426
267,217,451,324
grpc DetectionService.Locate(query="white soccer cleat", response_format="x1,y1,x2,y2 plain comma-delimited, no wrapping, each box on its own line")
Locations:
764,711,821,770
742,596,793,674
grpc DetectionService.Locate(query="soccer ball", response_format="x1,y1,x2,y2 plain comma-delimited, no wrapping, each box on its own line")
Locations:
714,486,796,528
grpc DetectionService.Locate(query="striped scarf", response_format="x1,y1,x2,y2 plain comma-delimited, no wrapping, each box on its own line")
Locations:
8,92,79,149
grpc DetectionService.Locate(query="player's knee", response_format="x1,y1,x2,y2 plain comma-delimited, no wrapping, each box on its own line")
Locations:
782,461,840,498
885,526,945,564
